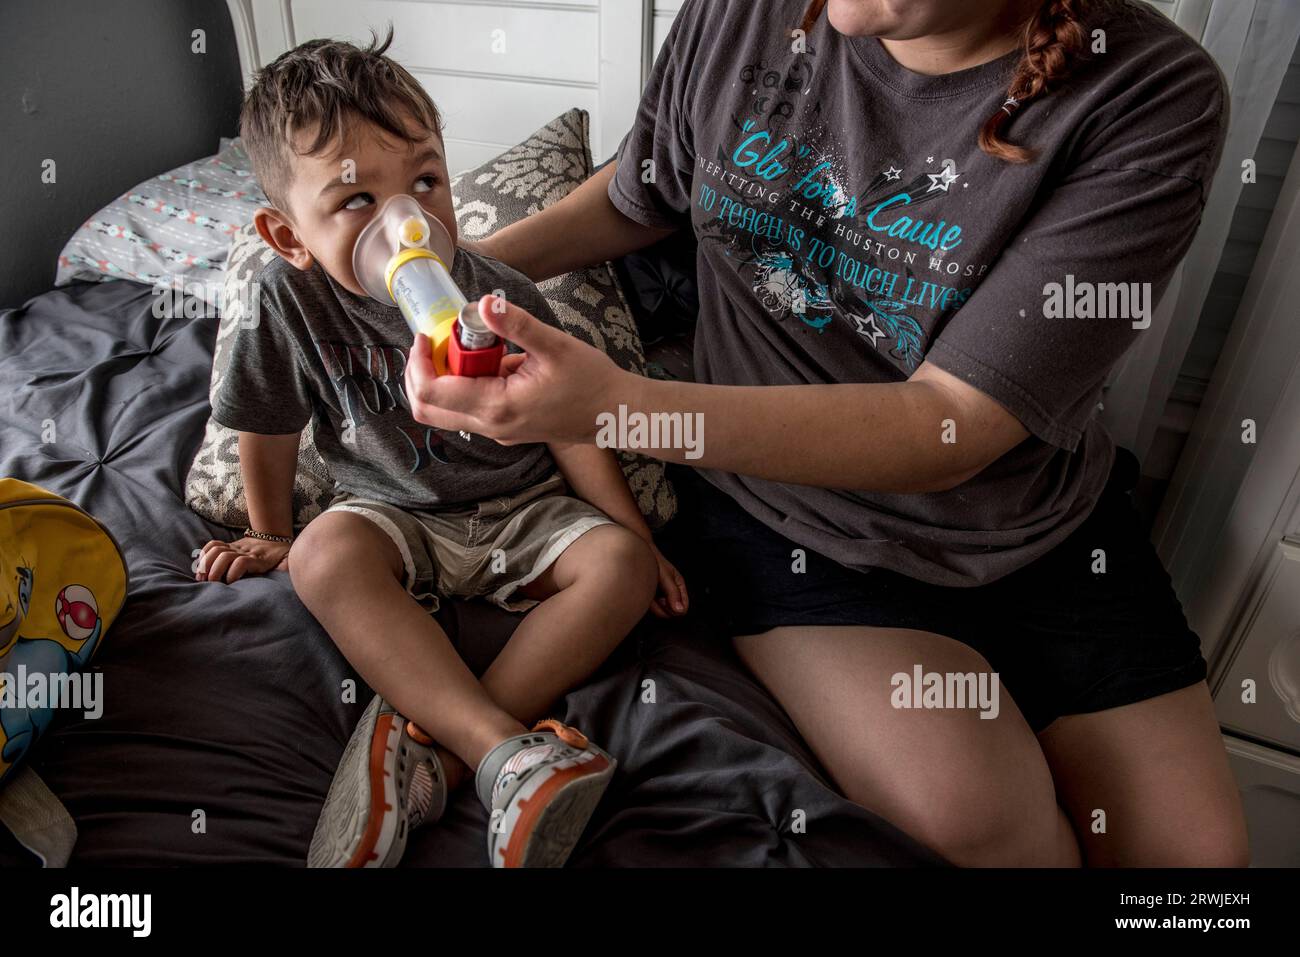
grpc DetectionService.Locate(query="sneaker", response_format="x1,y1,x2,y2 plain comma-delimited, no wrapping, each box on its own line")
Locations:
475,719,615,868
307,694,447,867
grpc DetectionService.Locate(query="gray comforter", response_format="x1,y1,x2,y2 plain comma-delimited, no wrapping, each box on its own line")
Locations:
0,280,937,866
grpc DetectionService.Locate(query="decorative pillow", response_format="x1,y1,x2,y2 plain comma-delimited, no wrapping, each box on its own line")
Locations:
56,138,267,307
186,223,336,530
185,110,677,530
452,109,676,527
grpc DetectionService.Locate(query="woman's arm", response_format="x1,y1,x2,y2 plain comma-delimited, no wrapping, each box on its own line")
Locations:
478,163,678,282
406,297,1028,495
615,364,1028,494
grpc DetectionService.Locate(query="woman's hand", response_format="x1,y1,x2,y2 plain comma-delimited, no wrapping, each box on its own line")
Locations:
404,294,630,445
649,545,688,619
195,537,291,583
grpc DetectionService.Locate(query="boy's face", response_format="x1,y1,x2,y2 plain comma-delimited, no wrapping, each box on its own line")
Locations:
253,115,456,300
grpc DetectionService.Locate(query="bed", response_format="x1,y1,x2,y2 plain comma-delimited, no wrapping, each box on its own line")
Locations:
0,0,941,867
0,272,939,867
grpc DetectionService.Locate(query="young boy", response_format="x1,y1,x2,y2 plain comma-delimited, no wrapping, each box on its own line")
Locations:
195,33,687,868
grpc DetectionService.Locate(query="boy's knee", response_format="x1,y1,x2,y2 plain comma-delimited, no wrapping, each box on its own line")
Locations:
584,524,657,598
288,518,336,594
289,512,390,595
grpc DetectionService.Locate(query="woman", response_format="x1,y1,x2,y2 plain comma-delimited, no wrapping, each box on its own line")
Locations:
406,0,1248,866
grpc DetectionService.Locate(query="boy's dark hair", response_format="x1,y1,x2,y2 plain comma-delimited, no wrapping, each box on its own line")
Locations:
240,27,442,210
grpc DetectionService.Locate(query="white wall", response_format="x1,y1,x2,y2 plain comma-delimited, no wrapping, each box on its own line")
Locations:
233,0,644,174
1157,43,1300,477
651,0,682,63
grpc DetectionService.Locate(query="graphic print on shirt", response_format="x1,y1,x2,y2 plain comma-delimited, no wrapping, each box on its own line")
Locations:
696,46,993,373
313,338,458,472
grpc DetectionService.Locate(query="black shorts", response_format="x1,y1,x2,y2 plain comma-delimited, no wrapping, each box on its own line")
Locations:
657,453,1207,733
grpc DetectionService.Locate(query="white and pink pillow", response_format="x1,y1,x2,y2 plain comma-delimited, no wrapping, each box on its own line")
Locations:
55,137,266,308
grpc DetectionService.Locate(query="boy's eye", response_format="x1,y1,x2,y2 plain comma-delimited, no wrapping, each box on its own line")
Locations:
413,175,438,194
342,193,374,211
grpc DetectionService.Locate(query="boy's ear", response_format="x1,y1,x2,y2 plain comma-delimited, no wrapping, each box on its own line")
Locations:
253,206,315,271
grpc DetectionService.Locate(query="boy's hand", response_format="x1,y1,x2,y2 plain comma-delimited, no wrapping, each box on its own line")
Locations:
195,537,291,584
649,545,688,619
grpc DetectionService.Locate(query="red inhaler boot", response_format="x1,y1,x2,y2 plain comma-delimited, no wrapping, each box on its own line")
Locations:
448,304,505,377
448,322,505,376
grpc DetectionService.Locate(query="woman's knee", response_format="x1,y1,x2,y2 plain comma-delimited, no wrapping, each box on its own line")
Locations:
1089,784,1250,868
739,626,1077,866
1172,817,1251,868
860,712,1074,867
904,772,1076,867
1040,685,1250,868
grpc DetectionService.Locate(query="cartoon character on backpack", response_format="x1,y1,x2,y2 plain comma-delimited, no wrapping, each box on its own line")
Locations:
0,566,104,763
0,478,126,784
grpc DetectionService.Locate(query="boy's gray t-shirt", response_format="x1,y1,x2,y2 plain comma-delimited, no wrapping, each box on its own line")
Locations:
610,0,1227,586
213,247,558,510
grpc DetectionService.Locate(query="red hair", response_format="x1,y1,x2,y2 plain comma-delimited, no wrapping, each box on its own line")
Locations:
798,0,1099,164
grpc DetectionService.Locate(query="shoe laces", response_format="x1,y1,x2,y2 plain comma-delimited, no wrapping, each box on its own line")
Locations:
407,758,435,828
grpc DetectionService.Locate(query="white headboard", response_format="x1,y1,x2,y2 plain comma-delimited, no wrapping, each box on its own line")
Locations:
223,0,660,174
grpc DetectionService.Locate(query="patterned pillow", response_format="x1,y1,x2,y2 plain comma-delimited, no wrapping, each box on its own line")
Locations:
186,224,336,530
56,138,267,307
452,109,676,527
185,109,677,530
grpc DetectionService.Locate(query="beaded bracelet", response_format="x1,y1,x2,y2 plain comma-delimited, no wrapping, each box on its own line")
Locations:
243,528,294,544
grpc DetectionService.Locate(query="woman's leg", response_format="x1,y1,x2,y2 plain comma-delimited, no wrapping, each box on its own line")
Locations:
733,624,1080,867
1037,683,1249,867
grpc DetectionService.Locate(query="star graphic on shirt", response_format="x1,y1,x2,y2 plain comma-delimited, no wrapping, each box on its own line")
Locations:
850,312,886,346
926,166,960,193
883,166,902,181
926,156,935,164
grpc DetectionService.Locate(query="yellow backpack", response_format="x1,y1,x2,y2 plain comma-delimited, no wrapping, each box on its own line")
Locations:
0,478,128,864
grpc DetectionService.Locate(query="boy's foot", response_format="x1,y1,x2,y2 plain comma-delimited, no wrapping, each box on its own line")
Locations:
475,719,615,868
308,693,448,867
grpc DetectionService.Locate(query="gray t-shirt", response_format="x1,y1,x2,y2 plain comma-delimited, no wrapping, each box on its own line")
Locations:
610,0,1227,586
212,247,558,510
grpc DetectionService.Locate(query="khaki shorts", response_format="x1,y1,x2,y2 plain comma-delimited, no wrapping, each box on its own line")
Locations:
326,472,614,613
